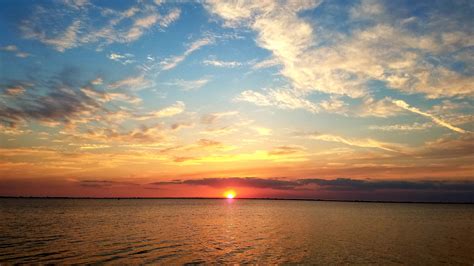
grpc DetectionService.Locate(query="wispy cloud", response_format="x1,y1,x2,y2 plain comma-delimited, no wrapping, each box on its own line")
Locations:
21,20,81,52
251,57,280,69
135,101,185,120
236,88,319,113
165,78,211,91
19,3,181,52
0,45,30,58
305,132,402,152
268,145,304,156
160,37,214,70
392,99,468,134
108,75,151,91
203,59,242,67
369,122,432,131
108,52,135,65
200,111,238,125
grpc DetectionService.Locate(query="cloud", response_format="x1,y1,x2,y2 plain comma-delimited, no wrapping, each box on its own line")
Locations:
19,3,181,51
159,8,181,27
166,78,211,91
67,123,167,143
150,176,474,194
268,145,305,156
159,138,233,155
252,57,280,69
392,99,468,134
108,52,135,65
135,101,186,120
152,177,298,190
147,101,185,118
79,180,138,188
170,121,194,131
203,59,242,67
206,0,474,104
417,133,474,159
200,111,238,124
91,77,103,85
305,132,402,152
298,178,474,192
124,12,167,42
236,90,403,118
108,75,151,91
0,123,31,136
200,125,238,136
354,97,402,117
0,69,147,132
0,71,103,128
160,37,214,70
369,122,432,131
80,86,141,105
0,45,30,58
21,20,81,52
236,88,319,113
2,85,26,96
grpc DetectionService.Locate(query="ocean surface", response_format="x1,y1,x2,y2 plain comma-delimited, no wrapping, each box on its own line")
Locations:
0,198,473,264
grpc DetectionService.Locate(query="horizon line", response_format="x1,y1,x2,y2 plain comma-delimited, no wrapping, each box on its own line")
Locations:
0,196,472,204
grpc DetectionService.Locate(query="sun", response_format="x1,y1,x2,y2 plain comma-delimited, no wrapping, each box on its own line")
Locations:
224,190,236,199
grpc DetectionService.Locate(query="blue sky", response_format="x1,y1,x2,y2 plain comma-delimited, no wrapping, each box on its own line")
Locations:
0,0,473,201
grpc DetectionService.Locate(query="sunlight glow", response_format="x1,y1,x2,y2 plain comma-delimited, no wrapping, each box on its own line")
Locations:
224,190,236,199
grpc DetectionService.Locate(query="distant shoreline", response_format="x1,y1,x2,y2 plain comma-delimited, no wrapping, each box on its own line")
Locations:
0,196,472,204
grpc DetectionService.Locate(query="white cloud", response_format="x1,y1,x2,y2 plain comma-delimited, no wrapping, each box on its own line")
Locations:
306,132,402,152
369,122,432,131
354,97,402,118
166,78,211,91
20,3,181,51
252,57,280,69
21,20,81,52
108,75,151,91
203,59,242,67
392,99,469,134
91,77,103,85
135,101,186,120
235,88,319,113
206,0,474,102
159,8,181,27
108,52,135,64
0,45,30,58
160,37,214,71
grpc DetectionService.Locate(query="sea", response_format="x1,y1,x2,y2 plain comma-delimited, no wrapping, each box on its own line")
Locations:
0,198,473,264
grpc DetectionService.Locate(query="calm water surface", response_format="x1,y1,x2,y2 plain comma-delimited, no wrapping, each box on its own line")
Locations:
0,199,473,264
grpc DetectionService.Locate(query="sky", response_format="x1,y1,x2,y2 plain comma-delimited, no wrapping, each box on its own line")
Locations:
0,0,473,202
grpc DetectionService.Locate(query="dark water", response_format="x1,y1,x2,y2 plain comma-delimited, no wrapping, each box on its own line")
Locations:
0,199,473,264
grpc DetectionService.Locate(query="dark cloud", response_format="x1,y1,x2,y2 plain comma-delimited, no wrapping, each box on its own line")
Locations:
151,177,474,192
0,68,105,127
150,177,474,202
298,178,474,192
152,177,298,190
79,180,139,188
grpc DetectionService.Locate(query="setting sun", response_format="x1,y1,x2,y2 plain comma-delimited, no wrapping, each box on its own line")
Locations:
224,190,236,199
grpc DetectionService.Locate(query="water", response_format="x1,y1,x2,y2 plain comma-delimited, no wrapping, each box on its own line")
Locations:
0,199,473,264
